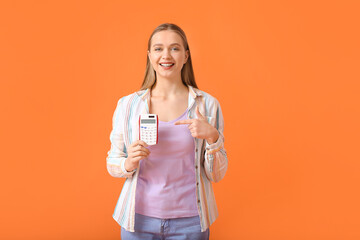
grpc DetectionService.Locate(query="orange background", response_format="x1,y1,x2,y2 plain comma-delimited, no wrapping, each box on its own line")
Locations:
1,0,360,239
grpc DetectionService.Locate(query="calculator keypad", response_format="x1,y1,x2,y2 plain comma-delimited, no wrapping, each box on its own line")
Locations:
140,125,157,145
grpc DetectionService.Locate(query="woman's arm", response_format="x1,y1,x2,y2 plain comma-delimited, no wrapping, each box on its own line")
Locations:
106,97,136,178
203,99,228,183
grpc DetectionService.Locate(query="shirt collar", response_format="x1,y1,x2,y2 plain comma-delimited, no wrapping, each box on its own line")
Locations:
136,84,202,101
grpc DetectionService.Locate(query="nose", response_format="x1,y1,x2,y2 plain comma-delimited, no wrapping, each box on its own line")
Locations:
161,48,172,59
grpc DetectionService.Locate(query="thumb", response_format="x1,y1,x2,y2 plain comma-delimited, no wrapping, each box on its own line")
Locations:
195,105,206,120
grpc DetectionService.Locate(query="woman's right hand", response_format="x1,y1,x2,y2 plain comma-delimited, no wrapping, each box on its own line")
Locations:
124,140,150,172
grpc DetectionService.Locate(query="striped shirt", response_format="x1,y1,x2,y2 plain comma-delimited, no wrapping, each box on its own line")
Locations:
106,85,228,232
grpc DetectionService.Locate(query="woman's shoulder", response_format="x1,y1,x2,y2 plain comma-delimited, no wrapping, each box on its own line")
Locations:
112,92,139,114
195,87,221,106
116,89,147,104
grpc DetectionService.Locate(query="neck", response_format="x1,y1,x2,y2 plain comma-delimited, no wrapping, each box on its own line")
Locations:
151,76,188,98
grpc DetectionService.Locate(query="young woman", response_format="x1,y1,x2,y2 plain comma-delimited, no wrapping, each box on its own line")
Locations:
106,23,228,240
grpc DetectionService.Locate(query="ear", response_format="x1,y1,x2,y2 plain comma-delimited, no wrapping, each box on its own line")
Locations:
184,50,189,64
148,50,152,64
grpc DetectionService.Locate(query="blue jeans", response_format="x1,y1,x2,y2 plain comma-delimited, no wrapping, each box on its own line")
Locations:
121,213,210,240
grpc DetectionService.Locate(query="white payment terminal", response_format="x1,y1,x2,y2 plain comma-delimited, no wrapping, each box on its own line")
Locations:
139,114,158,145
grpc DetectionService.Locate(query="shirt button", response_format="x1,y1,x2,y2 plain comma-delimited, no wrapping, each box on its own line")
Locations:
196,149,198,152
198,200,200,203
195,165,198,169
197,182,199,186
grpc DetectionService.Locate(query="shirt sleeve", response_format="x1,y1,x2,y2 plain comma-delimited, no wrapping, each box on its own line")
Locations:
203,99,228,182
106,97,136,178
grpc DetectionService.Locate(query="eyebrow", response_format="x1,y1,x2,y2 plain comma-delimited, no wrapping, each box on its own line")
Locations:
152,43,181,47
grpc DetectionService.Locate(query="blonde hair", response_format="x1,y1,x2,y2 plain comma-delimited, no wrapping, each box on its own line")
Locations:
140,23,199,90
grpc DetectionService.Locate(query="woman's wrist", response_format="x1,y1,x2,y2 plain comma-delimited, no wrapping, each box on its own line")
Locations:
206,128,219,144
124,158,136,172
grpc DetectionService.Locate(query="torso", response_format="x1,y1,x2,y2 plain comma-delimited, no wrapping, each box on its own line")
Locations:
149,88,189,122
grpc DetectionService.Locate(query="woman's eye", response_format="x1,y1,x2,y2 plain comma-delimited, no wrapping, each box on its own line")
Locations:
154,47,179,51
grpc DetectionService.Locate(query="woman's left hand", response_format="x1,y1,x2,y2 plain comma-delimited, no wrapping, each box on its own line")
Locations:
174,105,219,144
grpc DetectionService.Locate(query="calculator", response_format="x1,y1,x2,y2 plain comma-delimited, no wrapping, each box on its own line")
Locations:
139,114,158,145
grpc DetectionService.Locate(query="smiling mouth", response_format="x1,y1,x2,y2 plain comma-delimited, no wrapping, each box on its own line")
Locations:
159,63,175,67
159,63,175,70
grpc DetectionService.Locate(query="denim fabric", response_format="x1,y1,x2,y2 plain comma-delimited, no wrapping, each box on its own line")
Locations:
121,213,209,240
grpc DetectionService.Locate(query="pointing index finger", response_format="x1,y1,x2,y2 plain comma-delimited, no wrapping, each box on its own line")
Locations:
174,119,193,125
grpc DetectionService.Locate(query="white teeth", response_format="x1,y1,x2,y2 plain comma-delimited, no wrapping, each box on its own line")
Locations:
160,63,174,67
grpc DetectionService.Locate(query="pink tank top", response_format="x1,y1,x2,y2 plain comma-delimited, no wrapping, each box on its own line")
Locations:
135,108,198,218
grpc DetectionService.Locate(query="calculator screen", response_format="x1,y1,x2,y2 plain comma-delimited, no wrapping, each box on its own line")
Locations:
141,119,156,124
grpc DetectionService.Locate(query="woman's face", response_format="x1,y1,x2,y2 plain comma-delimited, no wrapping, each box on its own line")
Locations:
148,30,189,79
